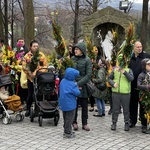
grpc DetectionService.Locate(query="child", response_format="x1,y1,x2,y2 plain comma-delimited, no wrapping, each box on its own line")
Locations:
59,67,80,138
108,65,134,131
137,58,150,134
92,59,107,117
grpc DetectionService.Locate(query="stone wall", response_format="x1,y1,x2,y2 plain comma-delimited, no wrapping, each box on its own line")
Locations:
82,6,137,44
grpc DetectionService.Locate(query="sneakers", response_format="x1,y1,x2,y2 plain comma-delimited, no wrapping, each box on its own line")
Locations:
72,123,78,131
93,114,102,117
89,107,94,112
63,132,75,138
25,110,30,117
111,122,116,130
124,123,130,131
82,125,90,131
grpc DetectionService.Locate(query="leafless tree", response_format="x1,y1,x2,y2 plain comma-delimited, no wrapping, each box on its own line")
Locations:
22,0,35,47
141,0,149,50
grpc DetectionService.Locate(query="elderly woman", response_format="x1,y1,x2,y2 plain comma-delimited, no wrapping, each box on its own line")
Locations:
71,42,92,131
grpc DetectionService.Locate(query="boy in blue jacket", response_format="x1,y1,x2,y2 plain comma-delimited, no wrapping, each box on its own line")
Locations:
59,68,80,138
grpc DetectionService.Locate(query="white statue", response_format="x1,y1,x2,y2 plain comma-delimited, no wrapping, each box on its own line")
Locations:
100,30,113,61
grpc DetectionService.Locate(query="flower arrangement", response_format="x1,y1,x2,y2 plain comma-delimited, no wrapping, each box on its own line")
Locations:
116,23,135,68
85,37,96,60
15,41,25,61
2,45,15,65
139,72,150,124
25,49,40,73
50,16,74,74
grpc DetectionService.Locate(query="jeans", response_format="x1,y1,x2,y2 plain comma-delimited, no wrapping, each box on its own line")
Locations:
95,98,105,115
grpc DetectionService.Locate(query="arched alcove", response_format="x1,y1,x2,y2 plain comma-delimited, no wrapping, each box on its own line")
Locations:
82,6,137,48
93,22,124,47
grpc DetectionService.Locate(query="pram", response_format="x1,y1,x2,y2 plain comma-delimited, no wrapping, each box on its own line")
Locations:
0,74,24,124
30,68,59,127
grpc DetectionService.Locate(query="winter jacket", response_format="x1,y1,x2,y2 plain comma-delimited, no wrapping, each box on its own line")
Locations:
92,67,107,100
72,42,92,98
129,51,150,89
59,68,80,111
137,71,150,91
137,58,150,91
108,67,134,94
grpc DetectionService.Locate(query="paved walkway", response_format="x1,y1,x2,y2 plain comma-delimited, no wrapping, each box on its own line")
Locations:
0,105,150,150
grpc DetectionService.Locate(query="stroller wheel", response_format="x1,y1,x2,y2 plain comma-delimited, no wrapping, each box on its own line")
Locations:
8,117,12,124
0,114,3,119
54,114,59,126
30,107,34,122
21,114,24,121
38,115,42,127
3,117,11,124
15,114,22,122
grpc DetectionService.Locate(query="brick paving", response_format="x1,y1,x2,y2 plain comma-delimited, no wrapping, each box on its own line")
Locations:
0,105,150,150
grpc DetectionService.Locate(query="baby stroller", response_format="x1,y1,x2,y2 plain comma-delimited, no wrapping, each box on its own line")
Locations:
0,74,24,124
30,68,59,127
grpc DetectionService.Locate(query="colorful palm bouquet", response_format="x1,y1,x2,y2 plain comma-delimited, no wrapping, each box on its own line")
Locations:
139,72,150,124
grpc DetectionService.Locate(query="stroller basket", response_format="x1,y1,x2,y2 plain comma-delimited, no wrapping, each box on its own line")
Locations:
38,101,58,110
4,95,22,112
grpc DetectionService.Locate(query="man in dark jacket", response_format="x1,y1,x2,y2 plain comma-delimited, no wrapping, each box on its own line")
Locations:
71,42,92,131
129,41,150,128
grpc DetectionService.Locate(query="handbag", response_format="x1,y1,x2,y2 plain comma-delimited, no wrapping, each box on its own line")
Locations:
97,82,107,91
0,74,12,87
20,70,27,89
86,80,96,96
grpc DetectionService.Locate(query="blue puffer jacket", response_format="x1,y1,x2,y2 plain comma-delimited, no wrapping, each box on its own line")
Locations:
59,68,80,111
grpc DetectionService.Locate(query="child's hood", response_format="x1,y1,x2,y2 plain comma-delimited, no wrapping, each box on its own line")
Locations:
64,67,79,81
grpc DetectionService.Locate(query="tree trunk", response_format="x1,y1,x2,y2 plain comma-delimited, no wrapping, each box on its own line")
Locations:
141,0,149,50
73,0,79,44
11,0,14,48
92,0,98,13
0,0,4,39
4,0,8,45
22,0,34,48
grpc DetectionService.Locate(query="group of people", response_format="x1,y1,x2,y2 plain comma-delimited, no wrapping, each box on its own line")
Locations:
0,36,150,139
59,40,150,139
0,38,48,118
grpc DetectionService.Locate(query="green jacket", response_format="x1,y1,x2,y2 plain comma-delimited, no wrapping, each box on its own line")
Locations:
72,42,92,98
108,67,134,94
92,67,108,100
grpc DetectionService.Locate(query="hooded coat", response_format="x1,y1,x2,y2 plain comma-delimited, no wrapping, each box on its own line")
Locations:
137,58,150,91
92,66,108,100
71,42,92,98
59,68,80,111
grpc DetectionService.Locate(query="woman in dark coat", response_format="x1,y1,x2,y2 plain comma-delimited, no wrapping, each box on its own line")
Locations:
71,42,92,131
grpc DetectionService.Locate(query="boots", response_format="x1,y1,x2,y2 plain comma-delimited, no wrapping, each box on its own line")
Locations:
124,123,130,131
111,122,116,130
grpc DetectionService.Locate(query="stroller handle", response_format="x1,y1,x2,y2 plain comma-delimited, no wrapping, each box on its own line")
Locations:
36,68,53,73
